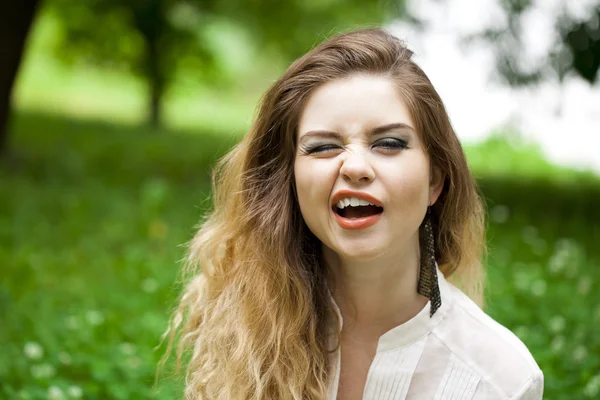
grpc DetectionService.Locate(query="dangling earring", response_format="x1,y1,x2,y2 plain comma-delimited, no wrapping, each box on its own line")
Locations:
417,205,442,317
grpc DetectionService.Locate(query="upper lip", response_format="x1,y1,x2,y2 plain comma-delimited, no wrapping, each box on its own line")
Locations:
331,190,383,209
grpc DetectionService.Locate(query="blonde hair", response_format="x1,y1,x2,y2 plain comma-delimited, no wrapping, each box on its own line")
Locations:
160,28,487,399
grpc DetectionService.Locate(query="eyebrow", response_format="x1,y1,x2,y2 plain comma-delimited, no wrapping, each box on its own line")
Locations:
299,122,415,142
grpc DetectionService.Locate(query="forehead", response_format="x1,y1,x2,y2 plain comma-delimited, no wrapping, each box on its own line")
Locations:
297,74,415,138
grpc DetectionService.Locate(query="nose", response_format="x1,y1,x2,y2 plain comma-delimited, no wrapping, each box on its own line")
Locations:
339,150,375,183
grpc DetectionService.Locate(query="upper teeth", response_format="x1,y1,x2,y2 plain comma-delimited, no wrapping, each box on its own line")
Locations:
336,197,376,209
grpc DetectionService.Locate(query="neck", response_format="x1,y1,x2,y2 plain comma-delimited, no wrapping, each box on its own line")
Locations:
324,235,429,343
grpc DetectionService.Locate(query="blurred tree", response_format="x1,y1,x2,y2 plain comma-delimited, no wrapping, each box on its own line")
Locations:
0,0,40,156
459,0,600,87
48,0,220,128
563,7,600,84
213,0,400,61
48,0,399,128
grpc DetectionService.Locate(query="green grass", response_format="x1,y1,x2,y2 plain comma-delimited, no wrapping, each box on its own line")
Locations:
0,113,238,399
1,112,599,399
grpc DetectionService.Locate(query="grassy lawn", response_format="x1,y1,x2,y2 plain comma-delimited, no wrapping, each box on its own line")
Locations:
1,112,599,399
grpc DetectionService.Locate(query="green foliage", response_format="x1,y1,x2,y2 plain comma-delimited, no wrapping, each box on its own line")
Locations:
44,0,398,125
47,0,217,76
446,1,600,85
212,0,397,60
13,11,258,134
1,112,599,398
563,6,600,84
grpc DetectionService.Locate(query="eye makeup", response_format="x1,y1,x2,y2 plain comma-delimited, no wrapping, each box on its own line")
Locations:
298,137,409,155
374,138,408,150
299,143,340,155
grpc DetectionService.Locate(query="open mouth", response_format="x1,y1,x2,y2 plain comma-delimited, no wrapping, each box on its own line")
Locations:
333,204,384,219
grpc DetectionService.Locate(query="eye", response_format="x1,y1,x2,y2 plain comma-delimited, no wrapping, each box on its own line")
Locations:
302,144,340,154
374,138,408,150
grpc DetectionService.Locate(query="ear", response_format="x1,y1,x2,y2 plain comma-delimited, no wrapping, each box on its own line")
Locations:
429,164,445,206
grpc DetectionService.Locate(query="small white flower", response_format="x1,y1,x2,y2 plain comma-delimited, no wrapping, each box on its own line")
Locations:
119,342,136,356
584,374,600,397
24,342,44,360
43,364,56,378
549,316,566,333
554,238,584,279
531,279,547,297
141,278,158,293
85,310,104,326
521,226,538,244
578,277,592,295
58,352,72,366
547,252,567,275
573,345,587,363
30,363,56,379
64,316,79,330
555,237,574,252
490,205,510,224
127,356,142,369
513,326,529,339
48,386,65,400
513,267,531,291
550,336,565,353
67,385,83,399
30,365,42,379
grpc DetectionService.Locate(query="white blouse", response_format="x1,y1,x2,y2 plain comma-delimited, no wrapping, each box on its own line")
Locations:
326,263,544,400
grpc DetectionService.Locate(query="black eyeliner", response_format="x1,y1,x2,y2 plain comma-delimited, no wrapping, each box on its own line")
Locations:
300,137,408,154
375,138,408,149
303,144,339,154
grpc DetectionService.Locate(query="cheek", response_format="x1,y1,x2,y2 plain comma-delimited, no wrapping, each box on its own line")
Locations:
385,162,430,206
293,161,315,218
293,160,333,222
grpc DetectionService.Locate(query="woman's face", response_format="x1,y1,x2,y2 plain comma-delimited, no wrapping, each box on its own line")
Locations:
293,74,443,261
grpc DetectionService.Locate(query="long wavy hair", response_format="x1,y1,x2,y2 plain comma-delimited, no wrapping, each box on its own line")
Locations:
160,28,487,399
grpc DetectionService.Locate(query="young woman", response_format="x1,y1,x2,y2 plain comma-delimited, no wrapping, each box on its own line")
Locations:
163,28,543,399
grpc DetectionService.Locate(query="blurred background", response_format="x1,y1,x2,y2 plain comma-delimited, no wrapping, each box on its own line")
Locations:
1,0,599,398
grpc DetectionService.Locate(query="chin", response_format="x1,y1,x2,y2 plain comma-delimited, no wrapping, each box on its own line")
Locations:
336,242,386,261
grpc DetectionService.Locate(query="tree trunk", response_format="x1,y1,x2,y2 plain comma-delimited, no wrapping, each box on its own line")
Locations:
134,0,165,129
0,0,39,157
147,34,163,128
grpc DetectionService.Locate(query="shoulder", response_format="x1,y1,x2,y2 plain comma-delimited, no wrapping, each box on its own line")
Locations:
433,283,544,399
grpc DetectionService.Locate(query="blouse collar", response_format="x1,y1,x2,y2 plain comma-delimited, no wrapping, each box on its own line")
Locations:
327,261,453,353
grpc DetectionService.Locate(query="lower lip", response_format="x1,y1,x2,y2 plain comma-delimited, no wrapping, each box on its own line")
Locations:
334,211,382,230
